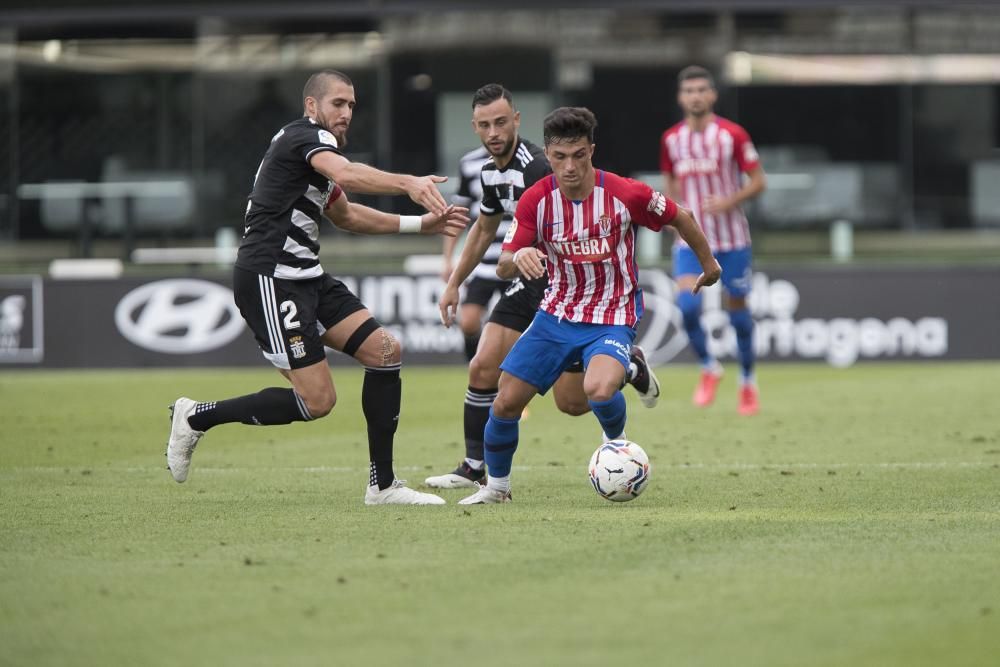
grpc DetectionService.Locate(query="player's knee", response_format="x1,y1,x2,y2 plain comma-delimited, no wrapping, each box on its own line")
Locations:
468,353,501,388
385,331,402,364
582,377,619,403
555,394,590,417
728,307,754,336
725,293,748,311
677,290,702,325
303,388,336,419
365,328,401,366
586,387,618,403
490,392,522,420
458,311,481,338
459,320,481,337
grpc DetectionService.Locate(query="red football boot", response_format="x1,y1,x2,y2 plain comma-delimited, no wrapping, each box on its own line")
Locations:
692,368,723,407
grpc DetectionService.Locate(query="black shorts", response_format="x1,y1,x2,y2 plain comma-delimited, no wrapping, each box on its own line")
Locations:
463,276,511,308
487,276,548,333
233,267,366,370
486,276,583,373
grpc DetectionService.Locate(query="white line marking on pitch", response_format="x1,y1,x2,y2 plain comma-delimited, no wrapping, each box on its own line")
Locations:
6,461,996,474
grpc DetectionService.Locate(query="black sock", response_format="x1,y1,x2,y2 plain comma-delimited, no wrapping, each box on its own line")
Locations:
464,385,497,463
363,365,401,490
463,334,480,362
187,388,312,431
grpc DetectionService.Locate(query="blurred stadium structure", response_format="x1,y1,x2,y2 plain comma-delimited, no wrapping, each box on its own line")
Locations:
1,0,999,271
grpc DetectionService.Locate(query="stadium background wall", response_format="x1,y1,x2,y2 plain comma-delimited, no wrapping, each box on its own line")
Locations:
0,267,996,369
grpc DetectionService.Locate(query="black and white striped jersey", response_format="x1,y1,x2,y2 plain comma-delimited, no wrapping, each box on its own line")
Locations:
236,117,340,281
475,138,550,280
453,145,490,221
452,146,493,281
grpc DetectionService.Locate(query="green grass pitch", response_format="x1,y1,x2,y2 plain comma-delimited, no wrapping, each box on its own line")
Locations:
1,362,998,666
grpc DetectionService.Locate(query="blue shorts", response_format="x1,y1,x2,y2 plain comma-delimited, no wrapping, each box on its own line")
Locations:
673,245,753,297
500,311,637,394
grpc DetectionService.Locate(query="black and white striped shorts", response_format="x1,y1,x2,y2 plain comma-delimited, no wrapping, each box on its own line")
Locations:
233,267,366,370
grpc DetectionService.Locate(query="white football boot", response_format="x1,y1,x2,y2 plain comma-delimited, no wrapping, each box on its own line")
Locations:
364,480,446,505
165,397,204,483
424,461,486,489
629,345,661,409
457,482,512,505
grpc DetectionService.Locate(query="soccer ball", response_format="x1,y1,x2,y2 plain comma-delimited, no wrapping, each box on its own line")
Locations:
588,440,651,502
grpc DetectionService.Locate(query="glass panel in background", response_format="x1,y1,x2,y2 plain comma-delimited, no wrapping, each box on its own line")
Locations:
15,64,195,251
912,84,999,229
0,28,13,240
736,85,903,229
193,72,304,236
191,19,380,239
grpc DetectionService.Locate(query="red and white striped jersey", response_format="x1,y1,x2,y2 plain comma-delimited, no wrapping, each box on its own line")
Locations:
504,170,678,327
659,115,760,252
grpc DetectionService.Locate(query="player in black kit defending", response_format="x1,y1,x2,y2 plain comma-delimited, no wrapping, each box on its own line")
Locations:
165,70,468,505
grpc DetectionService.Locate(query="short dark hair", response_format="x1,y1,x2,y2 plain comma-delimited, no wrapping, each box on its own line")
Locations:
472,83,514,109
303,69,353,105
677,65,715,89
543,107,597,146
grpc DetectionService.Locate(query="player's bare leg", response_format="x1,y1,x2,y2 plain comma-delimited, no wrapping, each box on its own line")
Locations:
553,352,658,411
425,321,521,489
468,322,519,387
677,273,723,407
552,370,590,416
282,362,336,418
458,302,486,362
323,310,445,505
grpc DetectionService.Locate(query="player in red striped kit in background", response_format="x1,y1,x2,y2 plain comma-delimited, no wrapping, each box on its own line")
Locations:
660,65,767,415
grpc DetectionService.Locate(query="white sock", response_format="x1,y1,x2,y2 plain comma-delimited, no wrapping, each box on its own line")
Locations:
740,374,756,387
703,360,723,374
487,474,510,493
465,458,484,470
626,361,638,382
603,431,626,443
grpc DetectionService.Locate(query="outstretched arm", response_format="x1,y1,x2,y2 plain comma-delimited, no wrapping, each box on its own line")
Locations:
441,234,459,282
310,150,449,215
326,191,468,237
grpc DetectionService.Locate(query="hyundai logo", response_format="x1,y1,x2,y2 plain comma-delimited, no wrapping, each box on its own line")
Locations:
115,279,245,354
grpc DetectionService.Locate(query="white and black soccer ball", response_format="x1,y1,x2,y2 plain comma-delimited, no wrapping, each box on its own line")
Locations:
588,440,651,502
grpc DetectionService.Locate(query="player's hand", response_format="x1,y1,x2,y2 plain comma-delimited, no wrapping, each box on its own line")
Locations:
692,259,722,294
513,247,546,280
438,283,460,327
701,195,732,216
407,175,449,216
421,205,469,237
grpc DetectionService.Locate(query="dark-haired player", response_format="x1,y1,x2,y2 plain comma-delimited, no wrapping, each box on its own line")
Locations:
165,69,467,505
459,107,720,504
426,85,661,491
660,66,767,415
441,144,502,362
